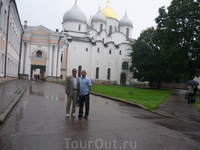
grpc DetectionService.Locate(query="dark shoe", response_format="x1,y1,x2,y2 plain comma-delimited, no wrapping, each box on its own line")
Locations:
78,115,82,118
84,116,88,119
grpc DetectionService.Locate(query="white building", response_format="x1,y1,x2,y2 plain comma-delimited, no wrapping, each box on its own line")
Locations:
0,0,23,83
61,1,135,85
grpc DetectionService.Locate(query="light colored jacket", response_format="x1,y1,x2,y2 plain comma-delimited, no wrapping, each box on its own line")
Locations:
188,85,194,94
65,75,79,97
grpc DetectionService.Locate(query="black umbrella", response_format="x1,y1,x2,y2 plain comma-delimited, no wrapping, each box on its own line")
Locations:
188,80,199,86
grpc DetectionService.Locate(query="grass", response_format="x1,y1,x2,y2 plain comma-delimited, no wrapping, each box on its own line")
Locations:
57,81,200,111
91,84,172,110
194,91,200,112
57,81,65,85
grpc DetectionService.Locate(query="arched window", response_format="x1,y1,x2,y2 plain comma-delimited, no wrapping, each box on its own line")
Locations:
122,62,128,70
107,68,111,79
96,67,99,79
119,50,122,55
100,24,103,32
97,48,100,53
78,65,82,77
126,28,129,38
109,49,112,54
36,50,42,57
109,26,112,35
78,24,81,31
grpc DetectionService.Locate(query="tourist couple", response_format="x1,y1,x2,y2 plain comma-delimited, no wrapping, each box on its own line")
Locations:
65,69,92,119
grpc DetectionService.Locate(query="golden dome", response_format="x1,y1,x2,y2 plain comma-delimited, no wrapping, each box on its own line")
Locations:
101,2,117,19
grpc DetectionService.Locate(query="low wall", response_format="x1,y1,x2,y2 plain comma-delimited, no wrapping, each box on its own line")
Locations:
161,82,188,89
0,76,18,83
45,76,61,82
91,79,117,85
19,74,29,80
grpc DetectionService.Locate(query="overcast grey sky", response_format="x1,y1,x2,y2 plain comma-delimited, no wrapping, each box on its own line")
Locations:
15,0,172,39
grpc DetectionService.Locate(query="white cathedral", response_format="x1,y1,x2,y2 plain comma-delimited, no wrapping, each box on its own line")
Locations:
60,1,134,85
0,1,135,85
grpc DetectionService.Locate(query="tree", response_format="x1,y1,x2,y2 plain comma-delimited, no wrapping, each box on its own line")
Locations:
155,0,200,80
130,27,166,88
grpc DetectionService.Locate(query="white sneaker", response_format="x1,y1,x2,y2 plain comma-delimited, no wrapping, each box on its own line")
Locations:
71,113,75,117
66,113,70,117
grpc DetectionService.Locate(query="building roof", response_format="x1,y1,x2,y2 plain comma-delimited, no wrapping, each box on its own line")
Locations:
91,8,106,23
63,2,87,24
101,2,117,19
119,12,133,27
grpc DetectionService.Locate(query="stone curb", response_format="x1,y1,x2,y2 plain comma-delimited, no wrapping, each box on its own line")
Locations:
91,92,200,124
0,81,32,125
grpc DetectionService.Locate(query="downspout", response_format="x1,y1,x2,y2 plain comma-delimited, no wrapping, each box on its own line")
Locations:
18,30,24,78
4,0,13,77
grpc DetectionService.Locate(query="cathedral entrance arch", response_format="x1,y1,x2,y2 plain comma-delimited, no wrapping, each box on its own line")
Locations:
120,73,126,85
31,65,46,80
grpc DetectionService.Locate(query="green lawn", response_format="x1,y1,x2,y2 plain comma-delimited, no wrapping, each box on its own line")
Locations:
58,82,200,111
91,84,172,110
194,91,200,112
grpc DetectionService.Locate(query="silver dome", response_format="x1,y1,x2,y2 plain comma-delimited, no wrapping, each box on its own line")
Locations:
63,2,87,24
119,13,133,27
91,9,106,23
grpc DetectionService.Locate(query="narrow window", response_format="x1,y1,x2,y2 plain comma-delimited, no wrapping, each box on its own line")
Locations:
119,50,121,55
36,50,42,57
107,68,111,79
1,53,4,73
100,24,103,32
78,24,81,31
78,65,82,77
109,49,112,54
4,9,7,32
126,28,129,38
109,26,112,35
0,2,2,28
61,54,63,62
96,67,99,79
86,48,88,51
97,48,100,53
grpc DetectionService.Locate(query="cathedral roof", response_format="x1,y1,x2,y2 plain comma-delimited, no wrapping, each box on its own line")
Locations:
101,2,117,19
91,8,106,23
119,12,133,27
63,2,87,24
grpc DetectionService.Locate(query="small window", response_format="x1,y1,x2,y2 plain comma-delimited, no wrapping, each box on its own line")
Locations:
126,28,129,38
86,48,88,51
60,75,63,79
107,68,111,79
96,67,99,79
97,48,100,53
74,46,76,50
109,49,112,54
78,25,81,31
119,50,121,55
78,65,82,77
36,50,42,57
100,24,103,32
122,62,128,70
61,54,63,62
109,26,112,35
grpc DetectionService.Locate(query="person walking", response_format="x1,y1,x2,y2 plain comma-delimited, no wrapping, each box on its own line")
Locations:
188,85,194,103
65,68,79,117
193,85,198,103
78,70,92,119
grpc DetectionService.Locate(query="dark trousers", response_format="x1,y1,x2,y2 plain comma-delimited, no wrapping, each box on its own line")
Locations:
79,94,90,117
188,93,194,103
